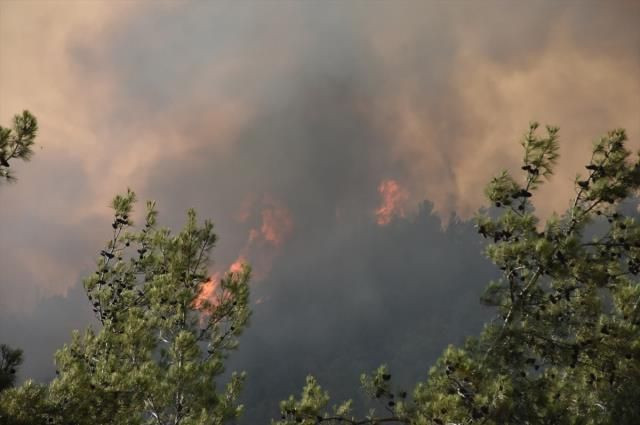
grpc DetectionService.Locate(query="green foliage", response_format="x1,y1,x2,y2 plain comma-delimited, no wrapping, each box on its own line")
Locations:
0,110,38,182
485,122,559,211
0,345,23,392
1,190,251,425
0,111,36,419
277,125,640,424
521,122,560,185
278,376,331,425
0,381,58,425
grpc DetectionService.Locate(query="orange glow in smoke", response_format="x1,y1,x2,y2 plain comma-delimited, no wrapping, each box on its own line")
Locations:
375,179,409,226
260,202,293,247
248,228,260,244
235,195,255,223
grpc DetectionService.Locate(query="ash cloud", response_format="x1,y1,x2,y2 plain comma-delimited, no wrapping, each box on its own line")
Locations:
0,0,639,422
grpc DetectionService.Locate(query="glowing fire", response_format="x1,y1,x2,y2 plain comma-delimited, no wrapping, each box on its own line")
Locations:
375,179,409,226
244,195,293,248
192,274,221,312
193,258,247,314
196,193,293,306
229,256,246,273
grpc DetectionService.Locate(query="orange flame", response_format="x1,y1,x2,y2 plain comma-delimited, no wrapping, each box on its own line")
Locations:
375,179,409,226
245,195,293,247
229,256,246,273
192,273,221,312
224,194,294,288
193,258,247,314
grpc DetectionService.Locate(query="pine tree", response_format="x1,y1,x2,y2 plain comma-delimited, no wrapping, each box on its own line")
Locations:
0,110,36,402
1,190,251,425
0,345,23,392
0,110,38,182
275,125,640,425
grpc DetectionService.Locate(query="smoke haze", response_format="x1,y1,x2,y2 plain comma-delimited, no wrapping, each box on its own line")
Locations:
1,0,638,422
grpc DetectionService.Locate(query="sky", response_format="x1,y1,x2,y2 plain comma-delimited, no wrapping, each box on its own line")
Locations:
0,0,639,422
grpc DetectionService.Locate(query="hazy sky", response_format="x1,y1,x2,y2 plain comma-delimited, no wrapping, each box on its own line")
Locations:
1,1,639,422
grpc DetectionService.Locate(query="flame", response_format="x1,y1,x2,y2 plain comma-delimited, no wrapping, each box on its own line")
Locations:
194,194,291,313
244,195,293,248
229,256,246,273
225,194,295,285
375,179,409,226
193,258,246,314
192,274,221,312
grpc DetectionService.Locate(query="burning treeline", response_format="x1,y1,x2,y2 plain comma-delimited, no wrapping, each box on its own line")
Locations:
194,180,411,310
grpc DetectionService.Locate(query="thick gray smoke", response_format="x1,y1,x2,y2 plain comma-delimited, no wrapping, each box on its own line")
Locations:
0,1,638,423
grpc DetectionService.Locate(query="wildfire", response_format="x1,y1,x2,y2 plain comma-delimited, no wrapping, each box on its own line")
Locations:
243,194,293,248
193,258,247,314
192,274,221,312
196,193,294,301
229,256,246,273
375,179,409,226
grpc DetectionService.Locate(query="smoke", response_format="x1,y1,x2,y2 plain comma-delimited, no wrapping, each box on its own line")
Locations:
1,1,638,307
0,0,638,422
